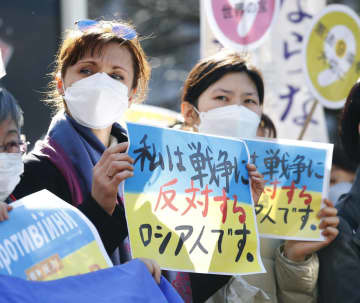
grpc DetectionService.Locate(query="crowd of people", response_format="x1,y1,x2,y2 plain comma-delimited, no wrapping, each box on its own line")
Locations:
0,18,358,302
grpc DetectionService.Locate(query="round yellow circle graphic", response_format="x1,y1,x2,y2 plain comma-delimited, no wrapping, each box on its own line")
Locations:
304,5,360,109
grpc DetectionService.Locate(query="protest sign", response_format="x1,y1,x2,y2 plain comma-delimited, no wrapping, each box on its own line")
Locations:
0,190,112,280
204,0,280,51
245,137,332,240
124,123,265,275
303,4,360,109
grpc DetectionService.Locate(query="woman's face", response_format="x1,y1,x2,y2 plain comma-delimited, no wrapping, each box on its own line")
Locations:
62,42,135,98
197,72,261,116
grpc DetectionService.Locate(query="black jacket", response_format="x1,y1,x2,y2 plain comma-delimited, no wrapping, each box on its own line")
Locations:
318,171,360,303
13,153,128,256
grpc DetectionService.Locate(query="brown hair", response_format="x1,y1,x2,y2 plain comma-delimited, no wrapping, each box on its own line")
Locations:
182,50,264,108
47,20,151,112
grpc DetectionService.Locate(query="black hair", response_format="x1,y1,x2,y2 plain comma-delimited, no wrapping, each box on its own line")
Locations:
332,145,357,173
259,113,277,138
182,51,264,108
0,87,23,130
340,82,360,163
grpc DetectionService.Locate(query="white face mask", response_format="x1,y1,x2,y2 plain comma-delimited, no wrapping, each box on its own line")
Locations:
195,105,261,139
0,153,24,201
64,72,129,129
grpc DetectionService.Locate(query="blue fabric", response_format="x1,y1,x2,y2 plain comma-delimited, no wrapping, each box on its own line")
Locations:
0,259,183,303
44,112,127,199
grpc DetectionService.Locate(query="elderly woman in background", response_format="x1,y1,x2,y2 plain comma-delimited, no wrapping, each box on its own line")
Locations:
0,87,25,219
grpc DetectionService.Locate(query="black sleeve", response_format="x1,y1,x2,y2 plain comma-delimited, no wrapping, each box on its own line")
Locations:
318,217,360,303
78,195,128,255
13,153,72,202
318,194,360,303
13,153,128,256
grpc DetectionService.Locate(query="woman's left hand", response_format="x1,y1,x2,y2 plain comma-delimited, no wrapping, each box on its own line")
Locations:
138,258,161,284
0,202,12,222
246,163,265,204
283,199,339,262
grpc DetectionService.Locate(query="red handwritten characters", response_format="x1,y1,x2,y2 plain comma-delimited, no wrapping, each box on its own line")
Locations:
155,178,178,212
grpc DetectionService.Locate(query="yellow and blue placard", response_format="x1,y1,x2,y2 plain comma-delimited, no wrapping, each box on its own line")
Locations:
0,190,112,280
245,138,332,240
125,123,265,275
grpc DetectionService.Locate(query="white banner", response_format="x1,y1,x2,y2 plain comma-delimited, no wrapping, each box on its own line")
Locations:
201,0,329,142
0,49,6,79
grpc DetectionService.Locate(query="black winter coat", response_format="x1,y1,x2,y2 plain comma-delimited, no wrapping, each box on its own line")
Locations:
318,175,360,303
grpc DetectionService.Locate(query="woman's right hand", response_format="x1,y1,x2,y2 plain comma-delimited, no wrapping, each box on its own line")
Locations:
283,199,339,262
0,201,12,221
91,142,134,215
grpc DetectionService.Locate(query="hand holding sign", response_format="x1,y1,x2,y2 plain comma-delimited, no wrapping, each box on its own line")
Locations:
283,199,339,261
246,163,265,204
92,142,134,215
0,201,12,221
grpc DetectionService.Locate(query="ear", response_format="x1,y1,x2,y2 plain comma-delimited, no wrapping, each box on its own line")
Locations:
56,76,64,96
181,101,199,127
128,88,137,107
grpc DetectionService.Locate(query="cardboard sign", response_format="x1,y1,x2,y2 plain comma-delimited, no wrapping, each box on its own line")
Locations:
245,137,332,240
125,123,264,275
0,190,112,280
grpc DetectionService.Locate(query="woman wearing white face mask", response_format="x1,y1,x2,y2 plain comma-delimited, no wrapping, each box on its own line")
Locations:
0,88,25,221
12,19,150,259
180,50,339,303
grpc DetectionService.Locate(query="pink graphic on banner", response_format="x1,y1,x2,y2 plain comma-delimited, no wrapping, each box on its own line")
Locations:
206,0,278,50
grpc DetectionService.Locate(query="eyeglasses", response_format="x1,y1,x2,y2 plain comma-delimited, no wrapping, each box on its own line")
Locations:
0,140,29,154
75,19,137,41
